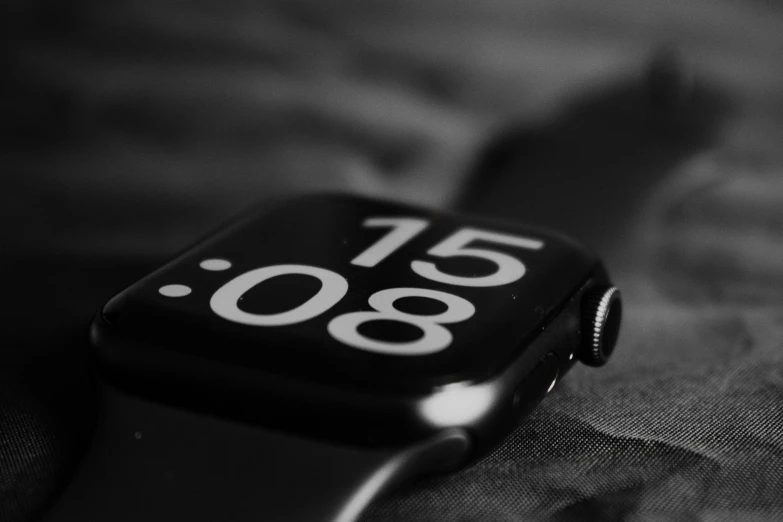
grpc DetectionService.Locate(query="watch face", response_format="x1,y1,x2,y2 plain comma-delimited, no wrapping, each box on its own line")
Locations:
100,194,597,393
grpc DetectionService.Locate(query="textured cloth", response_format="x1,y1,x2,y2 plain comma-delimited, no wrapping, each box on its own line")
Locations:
364,133,783,522
4,1,783,521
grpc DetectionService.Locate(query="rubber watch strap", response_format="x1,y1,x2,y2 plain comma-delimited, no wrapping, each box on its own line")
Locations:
43,385,470,522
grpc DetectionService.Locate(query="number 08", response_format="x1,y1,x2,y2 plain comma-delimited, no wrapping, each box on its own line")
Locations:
210,217,543,356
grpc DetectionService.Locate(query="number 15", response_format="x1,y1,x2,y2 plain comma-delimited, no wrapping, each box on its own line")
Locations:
351,217,544,287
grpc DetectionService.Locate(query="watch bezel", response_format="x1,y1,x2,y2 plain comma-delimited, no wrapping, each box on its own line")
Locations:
88,193,611,452
91,272,605,454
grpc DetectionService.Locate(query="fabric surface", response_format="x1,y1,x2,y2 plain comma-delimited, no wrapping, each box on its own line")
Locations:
363,87,783,522
4,1,783,521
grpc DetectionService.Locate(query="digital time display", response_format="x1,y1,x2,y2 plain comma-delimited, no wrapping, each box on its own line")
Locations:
101,195,597,393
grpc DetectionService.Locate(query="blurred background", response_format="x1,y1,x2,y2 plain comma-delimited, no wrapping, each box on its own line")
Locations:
3,1,783,521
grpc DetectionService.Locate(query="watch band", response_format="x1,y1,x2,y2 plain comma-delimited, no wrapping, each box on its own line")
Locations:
43,384,470,522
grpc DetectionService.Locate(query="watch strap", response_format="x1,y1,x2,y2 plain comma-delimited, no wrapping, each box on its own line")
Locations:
43,384,470,522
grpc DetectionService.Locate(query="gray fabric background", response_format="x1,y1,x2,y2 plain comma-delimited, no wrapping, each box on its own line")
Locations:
4,1,783,520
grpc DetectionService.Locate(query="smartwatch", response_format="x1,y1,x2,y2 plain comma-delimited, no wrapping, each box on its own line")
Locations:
43,193,622,522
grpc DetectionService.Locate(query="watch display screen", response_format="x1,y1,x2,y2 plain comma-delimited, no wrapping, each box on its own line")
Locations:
103,195,596,392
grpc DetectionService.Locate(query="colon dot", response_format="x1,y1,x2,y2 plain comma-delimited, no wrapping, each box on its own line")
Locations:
159,284,192,297
200,259,232,271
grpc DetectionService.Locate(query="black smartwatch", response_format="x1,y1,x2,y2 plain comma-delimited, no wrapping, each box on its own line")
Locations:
43,193,622,522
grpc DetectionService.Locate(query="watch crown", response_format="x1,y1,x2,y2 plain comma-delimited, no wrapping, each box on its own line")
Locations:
579,286,622,367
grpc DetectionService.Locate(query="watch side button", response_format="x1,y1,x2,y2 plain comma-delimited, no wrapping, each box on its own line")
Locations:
514,353,560,413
